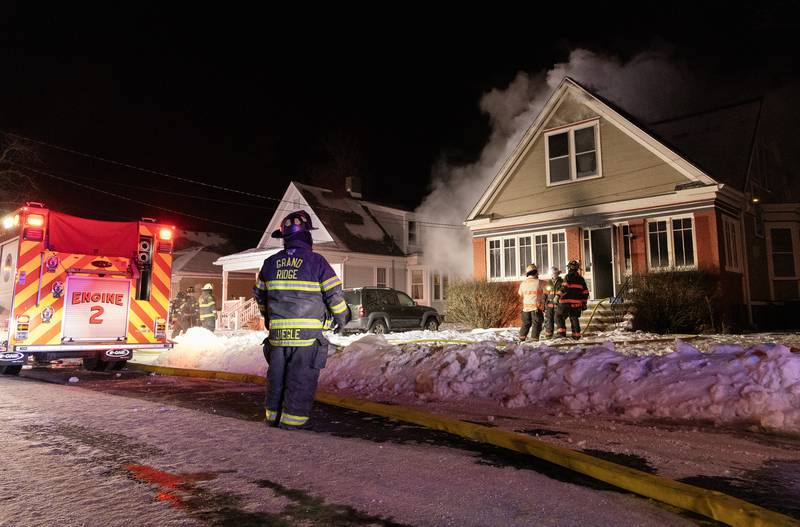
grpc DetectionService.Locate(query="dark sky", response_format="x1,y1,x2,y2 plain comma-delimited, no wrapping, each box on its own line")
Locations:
1,3,798,248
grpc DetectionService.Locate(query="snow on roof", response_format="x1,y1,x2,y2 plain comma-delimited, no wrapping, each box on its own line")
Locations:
172,246,225,276
293,182,406,256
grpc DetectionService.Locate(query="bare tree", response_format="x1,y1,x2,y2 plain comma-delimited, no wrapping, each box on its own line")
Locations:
0,136,39,206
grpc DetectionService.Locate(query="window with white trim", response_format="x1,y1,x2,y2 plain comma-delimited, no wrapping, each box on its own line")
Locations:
771,228,796,278
622,224,632,273
545,121,601,186
647,216,696,270
376,267,387,288
431,270,450,301
722,216,742,273
411,269,424,300
487,230,567,280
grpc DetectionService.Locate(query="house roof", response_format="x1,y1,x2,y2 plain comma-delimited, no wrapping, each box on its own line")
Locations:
172,246,225,277
258,182,408,256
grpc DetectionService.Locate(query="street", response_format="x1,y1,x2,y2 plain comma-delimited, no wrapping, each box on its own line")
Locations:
0,367,705,527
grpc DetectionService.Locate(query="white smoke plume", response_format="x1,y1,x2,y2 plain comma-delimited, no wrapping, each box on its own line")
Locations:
415,48,692,277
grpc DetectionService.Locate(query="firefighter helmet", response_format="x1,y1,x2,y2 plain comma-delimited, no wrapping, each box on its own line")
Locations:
567,259,580,271
525,263,538,275
202,283,213,291
271,210,317,239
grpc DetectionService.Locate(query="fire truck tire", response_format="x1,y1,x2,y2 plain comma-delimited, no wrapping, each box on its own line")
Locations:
1,365,22,375
82,356,109,372
109,360,127,371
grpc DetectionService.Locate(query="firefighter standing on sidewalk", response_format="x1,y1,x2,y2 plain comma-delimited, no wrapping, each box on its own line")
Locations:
543,266,563,339
198,283,217,331
253,210,350,430
518,263,544,341
556,259,590,340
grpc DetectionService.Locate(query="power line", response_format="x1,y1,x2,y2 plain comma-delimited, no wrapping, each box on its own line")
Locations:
2,129,466,229
9,162,263,233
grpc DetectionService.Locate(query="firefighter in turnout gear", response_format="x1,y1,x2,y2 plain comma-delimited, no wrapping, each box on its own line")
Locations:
518,263,544,341
253,210,350,430
198,283,217,331
169,290,190,337
543,266,563,339
556,259,590,339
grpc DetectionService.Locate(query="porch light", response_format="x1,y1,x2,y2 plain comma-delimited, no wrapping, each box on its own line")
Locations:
752,197,760,203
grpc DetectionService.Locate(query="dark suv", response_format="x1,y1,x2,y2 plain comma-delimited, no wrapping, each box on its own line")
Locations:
342,287,440,334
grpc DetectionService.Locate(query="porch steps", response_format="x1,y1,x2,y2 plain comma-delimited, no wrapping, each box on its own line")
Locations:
580,300,634,334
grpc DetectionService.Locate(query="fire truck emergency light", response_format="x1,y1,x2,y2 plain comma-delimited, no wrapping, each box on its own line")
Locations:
158,227,173,241
2,216,13,229
25,214,45,227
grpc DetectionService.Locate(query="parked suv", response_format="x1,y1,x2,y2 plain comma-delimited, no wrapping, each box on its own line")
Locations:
342,287,440,334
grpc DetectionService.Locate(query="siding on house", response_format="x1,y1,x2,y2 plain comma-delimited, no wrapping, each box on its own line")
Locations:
481,92,690,219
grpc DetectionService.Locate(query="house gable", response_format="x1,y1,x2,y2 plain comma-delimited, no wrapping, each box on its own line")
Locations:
257,182,335,249
468,78,718,223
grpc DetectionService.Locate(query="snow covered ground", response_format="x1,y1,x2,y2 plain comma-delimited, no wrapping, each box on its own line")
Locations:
143,327,800,434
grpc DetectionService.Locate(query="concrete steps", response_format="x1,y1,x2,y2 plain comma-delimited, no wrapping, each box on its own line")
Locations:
580,300,634,334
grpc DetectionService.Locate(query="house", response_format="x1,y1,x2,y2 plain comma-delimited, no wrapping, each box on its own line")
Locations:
466,77,799,329
170,231,252,311
214,181,450,329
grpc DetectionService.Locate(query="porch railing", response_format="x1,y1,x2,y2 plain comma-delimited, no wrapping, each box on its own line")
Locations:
217,297,261,331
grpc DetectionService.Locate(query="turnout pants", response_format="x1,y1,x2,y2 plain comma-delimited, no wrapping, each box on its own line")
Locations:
264,338,329,428
519,309,543,340
544,306,556,338
556,304,583,339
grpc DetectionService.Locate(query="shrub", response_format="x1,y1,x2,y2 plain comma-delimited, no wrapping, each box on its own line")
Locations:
446,279,520,329
630,269,724,334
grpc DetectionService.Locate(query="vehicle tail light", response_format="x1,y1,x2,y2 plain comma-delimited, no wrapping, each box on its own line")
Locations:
359,305,365,318
16,315,30,341
25,214,45,227
154,317,167,339
23,228,44,241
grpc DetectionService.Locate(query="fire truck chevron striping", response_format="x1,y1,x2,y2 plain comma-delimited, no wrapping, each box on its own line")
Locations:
0,203,174,372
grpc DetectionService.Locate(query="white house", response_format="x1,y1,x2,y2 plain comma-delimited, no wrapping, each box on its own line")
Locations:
214,181,449,329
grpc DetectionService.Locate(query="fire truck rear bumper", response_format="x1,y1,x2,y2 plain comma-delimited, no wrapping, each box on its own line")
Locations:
2,342,173,364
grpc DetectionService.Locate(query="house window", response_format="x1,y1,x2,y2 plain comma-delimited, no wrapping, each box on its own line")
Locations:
408,221,417,246
503,238,516,277
489,240,501,279
534,234,549,271
545,121,601,186
432,272,441,300
771,228,796,278
486,229,567,281
622,224,632,273
411,269,424,300
376,267,387,288
647,216,695,270
551,232,566,273
582,231,592,272
518,236,532,275
442,274,449,300
722,217,742,273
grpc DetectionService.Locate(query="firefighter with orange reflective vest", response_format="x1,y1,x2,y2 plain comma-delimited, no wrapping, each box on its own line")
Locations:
517,263,544,341
543,266,563,339
556,260,589,340
253,210,350,430
198,283,217,331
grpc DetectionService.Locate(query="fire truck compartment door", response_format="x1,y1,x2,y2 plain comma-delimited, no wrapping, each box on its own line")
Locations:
62,276,131,341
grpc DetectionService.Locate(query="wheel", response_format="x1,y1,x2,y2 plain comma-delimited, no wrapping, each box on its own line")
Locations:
1,365,22,375
82,356,109,372
423,318,439,331
369,319,388,334
109,360,127,371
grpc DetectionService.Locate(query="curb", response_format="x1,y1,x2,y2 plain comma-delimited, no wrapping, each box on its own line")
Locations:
127,362,798,527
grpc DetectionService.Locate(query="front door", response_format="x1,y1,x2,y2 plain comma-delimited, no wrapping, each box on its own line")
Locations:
586,228,614,299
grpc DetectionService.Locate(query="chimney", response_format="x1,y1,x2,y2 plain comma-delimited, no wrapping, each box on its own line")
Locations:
346,176,362,199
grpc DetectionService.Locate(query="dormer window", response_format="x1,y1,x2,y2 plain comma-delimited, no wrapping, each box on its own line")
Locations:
545,120,601,186
408,221,417,246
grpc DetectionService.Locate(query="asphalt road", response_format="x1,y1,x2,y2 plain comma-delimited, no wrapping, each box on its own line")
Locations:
0,366,711,527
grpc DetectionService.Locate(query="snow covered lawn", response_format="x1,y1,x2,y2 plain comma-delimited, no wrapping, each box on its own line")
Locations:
142,327,800,434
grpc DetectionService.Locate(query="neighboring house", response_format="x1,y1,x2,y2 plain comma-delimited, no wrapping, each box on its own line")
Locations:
466,77,799,328
170,231,251,311
214,181,450,328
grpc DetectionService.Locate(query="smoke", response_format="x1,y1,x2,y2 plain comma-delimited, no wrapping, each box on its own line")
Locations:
415,48,692,277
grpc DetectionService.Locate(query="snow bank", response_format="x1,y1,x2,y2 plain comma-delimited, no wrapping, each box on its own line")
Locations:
150,328,800,433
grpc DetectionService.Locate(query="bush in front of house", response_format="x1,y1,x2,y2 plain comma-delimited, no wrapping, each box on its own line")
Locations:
445,279,520,329
630,269,725,334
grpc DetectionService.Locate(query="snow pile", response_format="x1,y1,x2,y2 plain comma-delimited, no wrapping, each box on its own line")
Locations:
150,328,800,432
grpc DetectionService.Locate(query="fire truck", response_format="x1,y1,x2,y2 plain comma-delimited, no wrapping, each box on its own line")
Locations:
0,203,174,375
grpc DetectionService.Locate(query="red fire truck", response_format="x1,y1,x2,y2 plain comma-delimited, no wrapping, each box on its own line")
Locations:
0,203,174,374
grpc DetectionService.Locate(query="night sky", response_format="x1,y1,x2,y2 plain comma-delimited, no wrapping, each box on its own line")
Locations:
1,4,798,249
